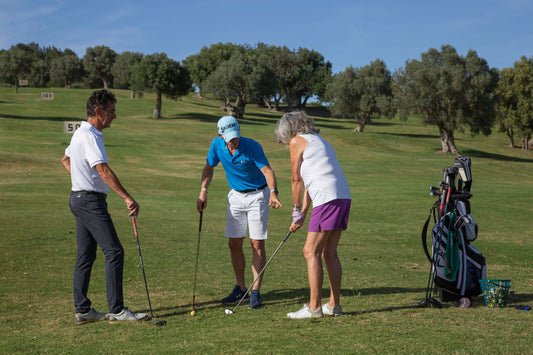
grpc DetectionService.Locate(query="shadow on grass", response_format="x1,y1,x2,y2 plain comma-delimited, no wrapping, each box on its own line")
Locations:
265,286,427,299
163,112,219,123
149,286,428,318
377,132,440,139
164,113,276,129
146,290,533,320
0,113,80,121
460,148,533,163
153,299,226,318
507,292,533,306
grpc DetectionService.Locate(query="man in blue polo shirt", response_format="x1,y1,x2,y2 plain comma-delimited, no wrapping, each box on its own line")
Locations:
197,116,283,308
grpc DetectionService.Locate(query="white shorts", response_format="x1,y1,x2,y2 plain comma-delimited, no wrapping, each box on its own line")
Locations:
225,188,269,240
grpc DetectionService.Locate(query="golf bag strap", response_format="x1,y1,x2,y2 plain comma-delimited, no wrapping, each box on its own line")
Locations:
421,202,439,264
421,210,432,264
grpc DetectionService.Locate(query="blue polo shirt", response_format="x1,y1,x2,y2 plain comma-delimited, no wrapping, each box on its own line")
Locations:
206,137,269,191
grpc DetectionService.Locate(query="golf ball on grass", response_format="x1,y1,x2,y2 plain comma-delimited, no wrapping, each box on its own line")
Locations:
224,309,233,315
190,310,196,317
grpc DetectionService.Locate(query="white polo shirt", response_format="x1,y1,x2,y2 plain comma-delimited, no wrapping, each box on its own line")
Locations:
65,121,109,193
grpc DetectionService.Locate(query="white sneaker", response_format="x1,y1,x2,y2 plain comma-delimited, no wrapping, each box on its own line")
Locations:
322,303,342,316
287,304,323,319
106,308,148,322
75,308,106,325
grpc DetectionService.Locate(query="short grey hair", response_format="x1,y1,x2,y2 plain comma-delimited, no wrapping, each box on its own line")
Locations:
275,111,320,144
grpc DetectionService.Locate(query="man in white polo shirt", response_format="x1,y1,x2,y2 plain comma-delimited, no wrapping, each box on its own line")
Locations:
61,89,147,324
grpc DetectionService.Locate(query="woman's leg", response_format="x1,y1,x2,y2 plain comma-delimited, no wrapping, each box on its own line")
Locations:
303,230,332,310
322,229,343,307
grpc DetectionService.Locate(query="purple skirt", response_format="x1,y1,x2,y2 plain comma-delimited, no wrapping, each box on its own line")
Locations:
308,199,351,232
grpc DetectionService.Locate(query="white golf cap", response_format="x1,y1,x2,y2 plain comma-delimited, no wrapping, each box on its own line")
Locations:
217,116,240,143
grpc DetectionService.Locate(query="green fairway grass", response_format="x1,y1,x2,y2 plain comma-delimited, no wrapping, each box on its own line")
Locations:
1,87,532,354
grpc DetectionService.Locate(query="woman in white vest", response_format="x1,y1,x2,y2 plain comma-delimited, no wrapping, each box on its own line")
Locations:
275,111,351,319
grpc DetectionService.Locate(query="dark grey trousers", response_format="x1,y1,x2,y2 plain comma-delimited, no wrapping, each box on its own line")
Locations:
69,191,124,314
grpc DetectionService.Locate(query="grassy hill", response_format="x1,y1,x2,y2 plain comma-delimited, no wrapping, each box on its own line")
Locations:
1,87,532,354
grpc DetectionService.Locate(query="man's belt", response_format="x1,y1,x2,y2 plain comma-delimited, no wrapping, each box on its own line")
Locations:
73,190,107,199
236,184,268,193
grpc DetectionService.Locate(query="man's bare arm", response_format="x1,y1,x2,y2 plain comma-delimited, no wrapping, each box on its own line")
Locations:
61,154,71,174
95,163,139,216
197,164,214,212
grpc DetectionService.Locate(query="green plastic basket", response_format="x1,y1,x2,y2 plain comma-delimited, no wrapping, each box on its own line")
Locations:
479,279,511,308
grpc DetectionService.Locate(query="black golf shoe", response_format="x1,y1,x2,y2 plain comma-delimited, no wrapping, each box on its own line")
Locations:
221,285,248,305
249,290,262,308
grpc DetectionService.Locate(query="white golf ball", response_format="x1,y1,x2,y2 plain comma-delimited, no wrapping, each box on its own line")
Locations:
224,309,233,315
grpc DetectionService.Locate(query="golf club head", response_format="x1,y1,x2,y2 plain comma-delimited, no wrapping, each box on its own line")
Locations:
443,166,458,187
417,298,443,308
429,185,441,196
153,319,167,326
454,156,472,182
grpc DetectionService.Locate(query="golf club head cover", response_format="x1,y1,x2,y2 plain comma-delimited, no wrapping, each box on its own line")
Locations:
292,208,305,225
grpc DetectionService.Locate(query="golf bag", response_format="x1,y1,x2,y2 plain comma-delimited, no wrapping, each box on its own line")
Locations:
421,157,487,301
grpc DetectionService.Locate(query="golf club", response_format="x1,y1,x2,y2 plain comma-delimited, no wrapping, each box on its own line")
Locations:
429,185,441,197
191,211,203,316
225,230,292,315
132,216,167,326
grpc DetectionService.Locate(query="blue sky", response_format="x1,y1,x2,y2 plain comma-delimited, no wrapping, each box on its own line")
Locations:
1,0,531,73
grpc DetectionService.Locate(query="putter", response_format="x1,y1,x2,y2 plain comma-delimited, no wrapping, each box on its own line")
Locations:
225,230,292,315
191,211,203,315
132,216,167,326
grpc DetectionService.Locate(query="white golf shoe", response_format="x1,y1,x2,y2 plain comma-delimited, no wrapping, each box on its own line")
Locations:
322,303,342,316
287,304,323,319
106,308,148,322
75,308,106,325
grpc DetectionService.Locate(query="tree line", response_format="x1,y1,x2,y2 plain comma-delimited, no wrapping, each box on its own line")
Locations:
1,42,532,152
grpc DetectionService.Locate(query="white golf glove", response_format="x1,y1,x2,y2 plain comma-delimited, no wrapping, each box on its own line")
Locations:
292,208,305,225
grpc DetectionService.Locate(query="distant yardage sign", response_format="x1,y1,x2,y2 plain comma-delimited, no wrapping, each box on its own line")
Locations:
41,92,54,100
19,79,28,86
63,121,82,134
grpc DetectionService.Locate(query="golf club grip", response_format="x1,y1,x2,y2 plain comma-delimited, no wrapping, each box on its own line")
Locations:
199,211,203,232
132,216,139,238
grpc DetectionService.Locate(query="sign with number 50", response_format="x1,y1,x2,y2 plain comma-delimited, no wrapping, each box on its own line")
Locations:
63,121,82,134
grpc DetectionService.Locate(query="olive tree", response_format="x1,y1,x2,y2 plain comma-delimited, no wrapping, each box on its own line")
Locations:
50,54,84,88
112,51,143,91
131,53,192,118
394,45,498,154
325,59,395,132
183,43,245,94
0,44,35,93
203,51,261,119
496,56,533,150
83,45,117,89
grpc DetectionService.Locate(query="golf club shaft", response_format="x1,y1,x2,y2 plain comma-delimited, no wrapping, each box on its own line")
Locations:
132,217,155,321
192,211,203,310
231,230,292,312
